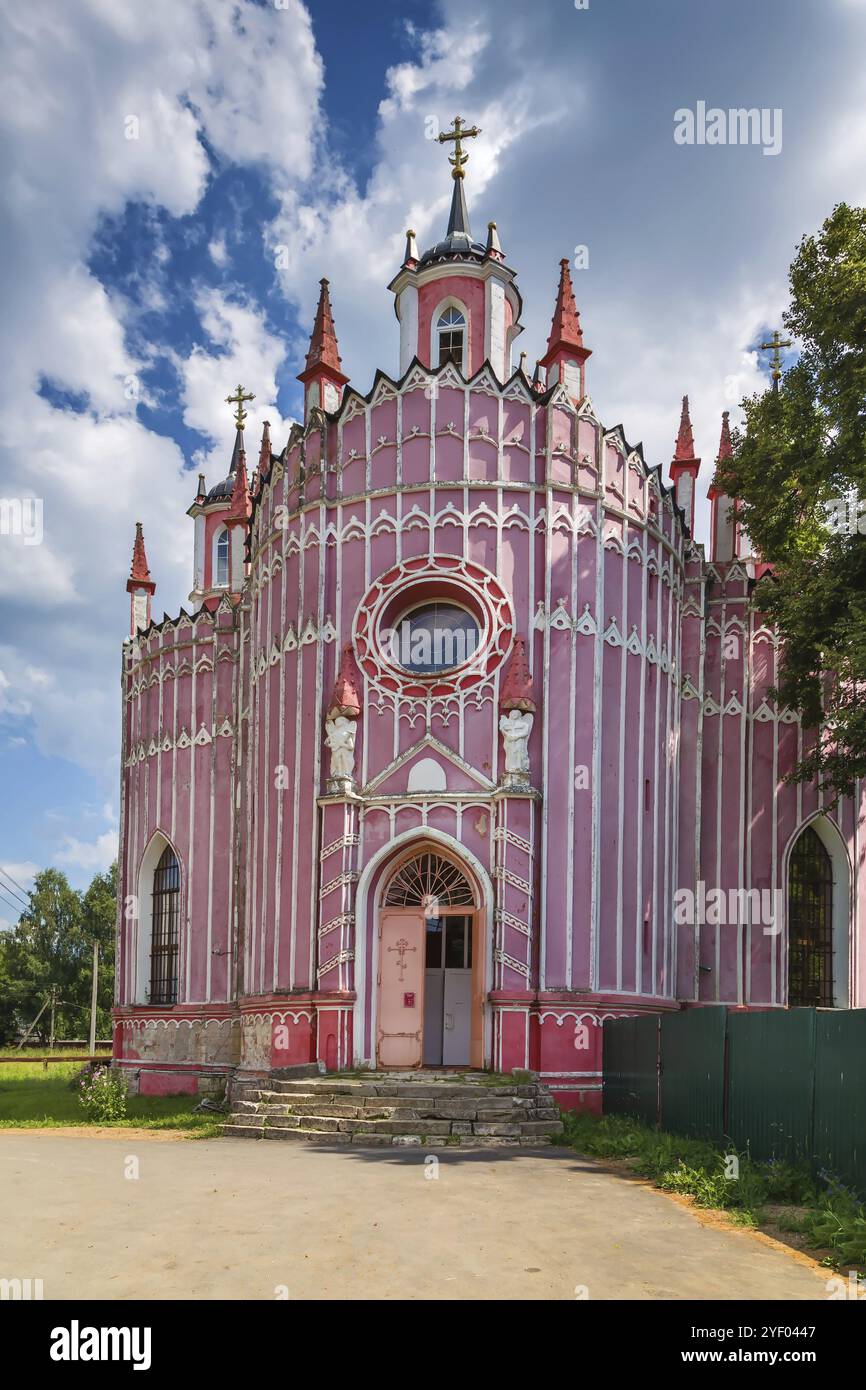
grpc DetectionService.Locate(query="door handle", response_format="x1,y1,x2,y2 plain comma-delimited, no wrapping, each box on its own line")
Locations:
445,1013,454,1031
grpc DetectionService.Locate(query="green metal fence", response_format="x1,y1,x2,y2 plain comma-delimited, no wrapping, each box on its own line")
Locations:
601,1014,659,1125
813,1010,866,1194
727,1009,816,1167
659,1007,726,1142
602,1007,866,1194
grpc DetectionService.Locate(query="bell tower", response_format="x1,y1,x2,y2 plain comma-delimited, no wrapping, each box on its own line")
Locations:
388,116,523,381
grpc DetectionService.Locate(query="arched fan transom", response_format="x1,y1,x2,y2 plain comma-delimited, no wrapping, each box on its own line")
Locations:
383,852,475,909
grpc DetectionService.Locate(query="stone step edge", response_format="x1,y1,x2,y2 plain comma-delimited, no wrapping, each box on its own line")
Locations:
223,1117,563,1136
222,1123,554,1149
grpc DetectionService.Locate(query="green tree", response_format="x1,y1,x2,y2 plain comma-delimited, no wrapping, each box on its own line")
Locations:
0,863,117,1044
719,203,866,797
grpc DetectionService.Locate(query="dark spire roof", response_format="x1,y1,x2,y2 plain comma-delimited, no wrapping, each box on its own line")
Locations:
418,164,487,266
206,426,245,503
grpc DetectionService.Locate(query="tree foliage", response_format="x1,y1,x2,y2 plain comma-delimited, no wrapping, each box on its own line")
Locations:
718,203,866,797
0,864,117,1045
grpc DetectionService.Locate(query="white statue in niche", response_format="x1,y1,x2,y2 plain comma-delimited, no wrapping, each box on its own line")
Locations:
499,709,534,777
325,715,356,781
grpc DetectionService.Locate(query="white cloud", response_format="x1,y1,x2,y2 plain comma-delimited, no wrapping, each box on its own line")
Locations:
0,860,38,890
208,236,230,268
177,288,296,469
53,829,119,875
0,0,323,787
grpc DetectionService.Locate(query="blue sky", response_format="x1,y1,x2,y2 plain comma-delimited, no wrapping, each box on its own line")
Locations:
1,0,864,914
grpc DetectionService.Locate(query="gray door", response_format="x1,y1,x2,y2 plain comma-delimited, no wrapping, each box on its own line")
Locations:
423,970,444,1064
422,913,473,1066
442,969,472,1065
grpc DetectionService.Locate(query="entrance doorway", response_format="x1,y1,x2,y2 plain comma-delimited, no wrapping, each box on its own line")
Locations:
377,850,482,1069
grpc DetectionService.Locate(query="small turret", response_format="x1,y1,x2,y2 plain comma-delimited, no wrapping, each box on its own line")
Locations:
188,385,256,605
387,116,524,381
402,229,418,270
485,220,504,261
297,278,349,423
126,521,155,635
708,411,741,563
669,396,701,536
538,258,590,402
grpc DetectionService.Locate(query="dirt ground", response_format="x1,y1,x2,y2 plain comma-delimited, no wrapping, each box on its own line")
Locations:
0,1130,832,1300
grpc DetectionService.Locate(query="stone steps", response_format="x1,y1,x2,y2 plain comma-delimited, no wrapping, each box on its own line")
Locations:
222,1071,563,1149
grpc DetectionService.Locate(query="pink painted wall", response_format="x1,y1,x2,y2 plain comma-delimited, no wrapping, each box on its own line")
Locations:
116,346,866,1106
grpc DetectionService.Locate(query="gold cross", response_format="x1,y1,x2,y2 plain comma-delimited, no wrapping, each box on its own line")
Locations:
437,115,481,179
226,383,255,430
759,329,792,383
388,936,416,983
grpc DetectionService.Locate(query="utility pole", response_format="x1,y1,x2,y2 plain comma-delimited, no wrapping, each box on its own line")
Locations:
17,994,51,1049
49,984,56,1051
89,941,99,1055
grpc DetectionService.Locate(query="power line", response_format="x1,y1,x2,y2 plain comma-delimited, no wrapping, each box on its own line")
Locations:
0,865,31,903
0,887,26,920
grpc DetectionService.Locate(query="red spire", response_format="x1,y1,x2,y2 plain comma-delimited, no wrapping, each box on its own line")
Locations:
539,258,587,366
501,635,535,713
674,395,697,462
327,646,361,720
258,419,272,474
226,450,251,526
717,409,733,461
708,412,734,499
127,522,155,594
298,278,348,384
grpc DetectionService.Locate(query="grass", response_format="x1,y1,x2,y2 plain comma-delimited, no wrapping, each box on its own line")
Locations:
0,1052,223,1136
555,1110,866,1269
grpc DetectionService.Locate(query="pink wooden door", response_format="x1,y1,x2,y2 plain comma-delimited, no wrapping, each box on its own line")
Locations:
377,910,425,1068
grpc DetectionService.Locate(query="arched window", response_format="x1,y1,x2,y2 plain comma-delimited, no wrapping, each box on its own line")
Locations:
436,306,465,369
215,528,230,587
149,845,180,1005
788,826,833,1006
384,851,475,908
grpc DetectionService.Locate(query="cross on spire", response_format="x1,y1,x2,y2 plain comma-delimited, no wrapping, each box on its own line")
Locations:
437,115,481,180
226,383,255,430
759,329,792,384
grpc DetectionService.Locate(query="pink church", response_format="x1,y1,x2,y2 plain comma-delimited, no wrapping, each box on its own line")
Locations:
113,122,866,1109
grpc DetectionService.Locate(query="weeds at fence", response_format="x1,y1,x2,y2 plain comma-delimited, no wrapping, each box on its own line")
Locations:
555,1111,866,1267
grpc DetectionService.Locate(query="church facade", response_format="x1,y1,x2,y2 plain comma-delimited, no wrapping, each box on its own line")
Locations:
113,122,866,1108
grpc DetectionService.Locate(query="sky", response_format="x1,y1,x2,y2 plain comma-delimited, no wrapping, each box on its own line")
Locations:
0,0,864,916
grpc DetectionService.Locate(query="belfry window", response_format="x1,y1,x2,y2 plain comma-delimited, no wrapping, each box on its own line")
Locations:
149,845,180,1005
788,826,834,1007
437,307,465,368
215,528,230,587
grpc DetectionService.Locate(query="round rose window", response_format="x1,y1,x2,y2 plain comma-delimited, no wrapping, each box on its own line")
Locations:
388,601,480,674
353,556,513,698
